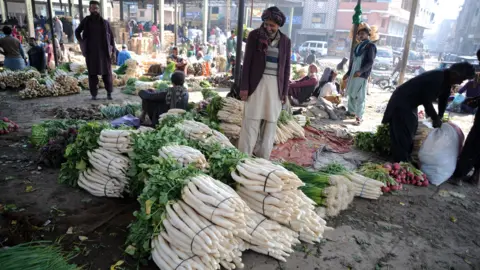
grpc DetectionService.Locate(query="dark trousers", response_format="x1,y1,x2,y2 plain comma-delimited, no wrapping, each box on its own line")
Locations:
389,108,418,162
88,73,113,97
454,109,480,177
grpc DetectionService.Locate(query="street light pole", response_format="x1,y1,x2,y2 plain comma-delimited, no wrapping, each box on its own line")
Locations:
398,0,419,85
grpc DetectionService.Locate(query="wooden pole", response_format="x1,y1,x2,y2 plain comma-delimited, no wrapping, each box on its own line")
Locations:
68,0,72,16
398,0,419,84
159,0,164,47
174,0,177,45
120,0,124,21
31,0,36,17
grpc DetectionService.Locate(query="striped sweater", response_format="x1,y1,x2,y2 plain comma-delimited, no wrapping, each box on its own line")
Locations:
264,45,279,76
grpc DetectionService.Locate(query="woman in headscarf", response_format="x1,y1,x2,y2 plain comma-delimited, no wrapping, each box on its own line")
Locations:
382,62,475,163
343,26,377,125
238,6,291,159
289,64,318,105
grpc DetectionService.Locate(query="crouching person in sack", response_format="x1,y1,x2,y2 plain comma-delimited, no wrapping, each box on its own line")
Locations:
238,6,291,159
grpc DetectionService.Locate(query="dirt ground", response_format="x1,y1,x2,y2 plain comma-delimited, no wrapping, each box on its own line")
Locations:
1,85,480,270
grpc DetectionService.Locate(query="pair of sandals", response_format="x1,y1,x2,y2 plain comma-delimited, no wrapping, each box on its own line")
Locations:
346,112,362,125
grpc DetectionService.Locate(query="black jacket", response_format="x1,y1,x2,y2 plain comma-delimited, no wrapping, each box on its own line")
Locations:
346,42,377,79
382,69,450,124
28,45,46,73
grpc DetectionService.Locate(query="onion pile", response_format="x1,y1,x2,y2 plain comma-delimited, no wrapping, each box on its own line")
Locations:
0,69,41,89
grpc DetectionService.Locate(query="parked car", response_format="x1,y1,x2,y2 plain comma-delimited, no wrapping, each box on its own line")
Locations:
373,47,394,70
298,41,328,57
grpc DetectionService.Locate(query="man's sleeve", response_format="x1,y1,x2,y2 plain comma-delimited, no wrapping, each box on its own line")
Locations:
358,44,376,74
75,18,85,42
239,31,255,92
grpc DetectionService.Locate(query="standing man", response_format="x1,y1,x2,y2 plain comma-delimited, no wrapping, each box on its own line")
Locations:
72,15,80,43
226,30,236,73
75,0,116,100
238,6,291,159
343,26,377,126
27,38,46,73
54,17,64,43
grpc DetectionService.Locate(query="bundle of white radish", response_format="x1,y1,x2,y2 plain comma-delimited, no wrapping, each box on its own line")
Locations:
275,111,306,144
77,168,127,198
158,109,187,122
217,98,244,125
231,158,328,243
237,210,300,262
98,129,135,154
344,172,384,200
151,201,245,270
175,120,234,148
219,123,242,140
86,148,130,181
324,175,356,217
70,62,87,74
159,145,209,171
293,115,307,127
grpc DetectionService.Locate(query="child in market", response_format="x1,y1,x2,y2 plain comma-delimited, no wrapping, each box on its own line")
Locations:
138,71,189,127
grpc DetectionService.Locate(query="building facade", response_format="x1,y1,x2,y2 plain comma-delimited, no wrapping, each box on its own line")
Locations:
334,0,436,55
454,0,480,56
295,0,338,47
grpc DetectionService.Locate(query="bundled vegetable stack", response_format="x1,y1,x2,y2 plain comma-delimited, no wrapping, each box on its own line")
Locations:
98,129,135,154
80,148,130,198
158,145,209,171
175,119,234,148
385,162,429,188
38,127,79,168
77,75,90,89
358,163,399,194
215,98,244,140
53,69,82,95
343,171,384,200
99,102,142,119
0,117,19,135
69,62,87,74
354,124,391,156
231,157,328,243
293,115,308,127
412,122,432,164
19,78,50,99
0,69,41,89
283,163,356,217
275,110,306,145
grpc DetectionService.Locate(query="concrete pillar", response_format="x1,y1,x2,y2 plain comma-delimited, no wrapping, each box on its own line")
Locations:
152,0,156,24
25,0,35,37
159,0,164,47
202,0,207,42
100,0,107,19
288,7,293,38
68,0,72,16
31,0,36,17
225,0,230,32
182,2,186,25
78,0,83,19
0,0,6,23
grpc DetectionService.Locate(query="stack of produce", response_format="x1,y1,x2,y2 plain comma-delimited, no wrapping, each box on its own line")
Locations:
79,148,130,198
30,119,86,148
19,77,60,99
175,120,234,148
53,69,81,95
38,127,79,168
0,117,19,135
69,62,87,74
231,157,328,243
158,145,209,171
386,162,429,187
358,163,399,194
98,129,135,154
53,106,103,120
354,124,390,156
208,73,232,88
283,162,356,217
77,75,89,89
99,102,142,119
275,111,306,145
343,171,384,200
217,98,244,140
293,115,307,127
0,69,41,89
240,211,300,262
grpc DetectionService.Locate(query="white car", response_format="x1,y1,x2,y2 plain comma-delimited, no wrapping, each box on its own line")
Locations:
374,47,394,70
299,41,328,57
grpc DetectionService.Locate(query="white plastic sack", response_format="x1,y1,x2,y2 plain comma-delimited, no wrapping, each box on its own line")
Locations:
418,123,463,186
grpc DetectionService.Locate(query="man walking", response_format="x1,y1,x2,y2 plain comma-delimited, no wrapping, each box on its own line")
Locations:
226,30,236,73
75,0,116,100
54,17,63,43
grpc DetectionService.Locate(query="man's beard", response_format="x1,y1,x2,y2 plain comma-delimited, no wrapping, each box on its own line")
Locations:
91,12,100,17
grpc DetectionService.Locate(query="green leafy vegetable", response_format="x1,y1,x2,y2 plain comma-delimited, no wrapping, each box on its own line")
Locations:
201,88,219,100
114,63,128,75
30,120,86,148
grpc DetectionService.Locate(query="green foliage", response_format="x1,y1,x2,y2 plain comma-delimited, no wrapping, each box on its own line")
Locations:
354,124,391,156
0,241,79,270
100,103,141,119
30,120,87,148
114,63,128,75
201,88,219,100
208,147,247,184
58,121,111,187
199,80,212,89
205,96,223,121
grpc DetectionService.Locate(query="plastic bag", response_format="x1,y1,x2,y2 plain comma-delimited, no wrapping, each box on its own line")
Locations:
418,122,464,186
447,94,465,112
111,114,140,128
